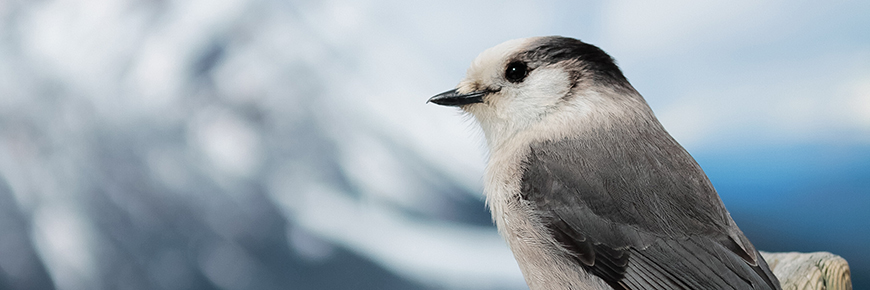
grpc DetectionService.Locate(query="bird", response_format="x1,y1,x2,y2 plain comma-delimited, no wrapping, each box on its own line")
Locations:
428,36,781,290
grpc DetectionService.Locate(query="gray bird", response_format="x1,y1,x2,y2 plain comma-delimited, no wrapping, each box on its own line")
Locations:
428,36,781,290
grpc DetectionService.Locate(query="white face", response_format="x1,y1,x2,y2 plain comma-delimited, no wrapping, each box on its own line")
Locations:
456,38,582,149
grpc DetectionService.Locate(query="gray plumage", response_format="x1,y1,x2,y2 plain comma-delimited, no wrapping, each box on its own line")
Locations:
429,36,781,290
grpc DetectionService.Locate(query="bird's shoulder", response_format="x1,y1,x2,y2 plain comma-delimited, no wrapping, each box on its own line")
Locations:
518,135,781,290
520,133,731,240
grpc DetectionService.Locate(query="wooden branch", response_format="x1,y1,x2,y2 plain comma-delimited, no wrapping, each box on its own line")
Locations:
761,251,852,290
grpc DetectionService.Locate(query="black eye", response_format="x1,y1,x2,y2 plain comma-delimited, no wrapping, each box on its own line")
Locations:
505,61,528,83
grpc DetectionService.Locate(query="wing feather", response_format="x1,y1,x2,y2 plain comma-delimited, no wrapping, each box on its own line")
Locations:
521,136,781,290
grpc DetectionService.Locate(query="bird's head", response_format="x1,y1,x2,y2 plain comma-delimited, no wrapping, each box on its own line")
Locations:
429,36,648,149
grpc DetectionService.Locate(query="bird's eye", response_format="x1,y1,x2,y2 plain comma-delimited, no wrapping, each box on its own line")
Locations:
505,61,528,83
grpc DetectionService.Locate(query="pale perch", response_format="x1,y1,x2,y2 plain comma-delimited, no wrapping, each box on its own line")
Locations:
761,251,852,290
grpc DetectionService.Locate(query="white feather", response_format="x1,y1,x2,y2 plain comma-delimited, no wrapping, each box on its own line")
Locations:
454,37,619,290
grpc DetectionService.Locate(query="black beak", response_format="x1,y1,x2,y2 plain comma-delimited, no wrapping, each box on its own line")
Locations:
427,89,486,106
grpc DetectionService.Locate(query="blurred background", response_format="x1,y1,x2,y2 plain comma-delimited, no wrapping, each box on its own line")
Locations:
0,0,868,289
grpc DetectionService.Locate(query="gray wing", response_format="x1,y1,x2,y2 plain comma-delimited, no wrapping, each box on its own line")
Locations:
521,135,780,290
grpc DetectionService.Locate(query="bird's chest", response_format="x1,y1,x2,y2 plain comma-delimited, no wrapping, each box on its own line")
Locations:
484,144,608,290
484,145,533,240
484,147,593,289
